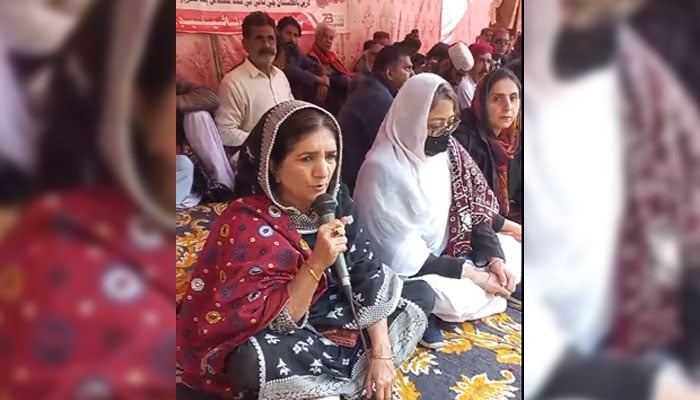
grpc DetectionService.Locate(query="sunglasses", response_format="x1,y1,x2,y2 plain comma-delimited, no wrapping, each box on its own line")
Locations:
428,119,460,137
493,39,509,46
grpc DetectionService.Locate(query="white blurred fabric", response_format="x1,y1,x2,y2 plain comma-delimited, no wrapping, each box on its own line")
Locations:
183,110,236,189
0,0,90,55
0,34,34,171
523,0,625,397
525,64,624,354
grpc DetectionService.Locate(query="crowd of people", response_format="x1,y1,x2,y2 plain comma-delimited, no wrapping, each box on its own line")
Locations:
176,10,524,400
1,0,699,399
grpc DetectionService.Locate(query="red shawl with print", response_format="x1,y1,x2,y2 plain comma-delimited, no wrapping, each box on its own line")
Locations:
177,194,328,395
609,31,700,353
445,137,501,257
0,186,175,399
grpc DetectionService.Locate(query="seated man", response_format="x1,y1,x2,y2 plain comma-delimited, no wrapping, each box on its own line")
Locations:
398,29,422,57
353,39,383,74
456,43,493,109
215,11,293,151
373,30,392,46
176,77,236,195
491,28,514,67
433,41,474,90
349,39,384,92
276,16,329,104
339,44,414,194
412,53,428,74
425,42,449,73
307,23,353,115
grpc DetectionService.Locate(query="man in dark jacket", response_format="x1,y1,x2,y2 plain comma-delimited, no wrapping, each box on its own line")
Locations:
276,16,329,103
337,44,414,193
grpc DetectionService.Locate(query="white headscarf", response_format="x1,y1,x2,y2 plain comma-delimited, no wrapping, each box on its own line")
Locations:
354,73,454,277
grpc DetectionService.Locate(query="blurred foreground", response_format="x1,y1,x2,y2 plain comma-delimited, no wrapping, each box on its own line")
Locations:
524,0,700,399
0,0,176,399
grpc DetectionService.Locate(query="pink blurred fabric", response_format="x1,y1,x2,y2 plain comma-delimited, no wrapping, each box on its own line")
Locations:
176,0,493,88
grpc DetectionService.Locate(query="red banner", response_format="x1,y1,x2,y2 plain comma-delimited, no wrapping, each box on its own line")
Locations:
176,0,350,35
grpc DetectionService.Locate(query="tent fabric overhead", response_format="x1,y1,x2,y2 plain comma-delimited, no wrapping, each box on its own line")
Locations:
176,0,495,88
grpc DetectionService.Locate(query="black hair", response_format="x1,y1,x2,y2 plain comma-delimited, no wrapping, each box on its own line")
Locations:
136,0,175,101
363,39,378,51
242,11,276,39
412,53,427,67
514,33,522,57
371,44,411,74
373,31,391,41
270,108,338,166
505,58,522,82
400,35,422,53
176,110,186,146
35,0,174,191
426,42,449,60
276,16,301,34
234,106,339,199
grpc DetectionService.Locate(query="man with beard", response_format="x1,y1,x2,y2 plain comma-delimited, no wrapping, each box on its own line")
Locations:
457,42,494,109
432,41,474,91
215,12,293,150
276,16,329,104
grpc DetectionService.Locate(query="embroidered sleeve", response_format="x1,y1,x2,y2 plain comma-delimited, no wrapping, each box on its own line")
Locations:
269,306,308,333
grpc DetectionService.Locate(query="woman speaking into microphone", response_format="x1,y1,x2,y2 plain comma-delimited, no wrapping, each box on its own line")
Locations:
177,100,436,400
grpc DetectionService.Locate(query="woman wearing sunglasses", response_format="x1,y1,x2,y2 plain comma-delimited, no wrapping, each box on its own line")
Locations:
354,73,521,349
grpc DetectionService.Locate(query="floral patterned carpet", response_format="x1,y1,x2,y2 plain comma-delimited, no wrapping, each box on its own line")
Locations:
177,204,522,400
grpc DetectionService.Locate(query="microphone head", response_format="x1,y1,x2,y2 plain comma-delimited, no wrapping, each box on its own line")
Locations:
312,193,337,217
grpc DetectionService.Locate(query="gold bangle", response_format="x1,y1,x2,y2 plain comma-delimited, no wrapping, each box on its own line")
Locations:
307,266,322,282
370,355,394,360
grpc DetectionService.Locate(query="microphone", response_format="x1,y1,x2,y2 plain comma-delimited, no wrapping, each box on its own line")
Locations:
312,193,368,353
312,193,352,291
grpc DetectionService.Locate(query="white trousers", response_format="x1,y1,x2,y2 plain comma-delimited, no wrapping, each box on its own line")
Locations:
183,111,236,189
418,234,523,322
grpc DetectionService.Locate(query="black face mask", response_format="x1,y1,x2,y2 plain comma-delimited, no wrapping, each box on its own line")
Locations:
424,134,450,156
553,21,618,79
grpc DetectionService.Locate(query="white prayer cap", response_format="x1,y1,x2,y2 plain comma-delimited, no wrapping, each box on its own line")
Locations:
447,41,474,72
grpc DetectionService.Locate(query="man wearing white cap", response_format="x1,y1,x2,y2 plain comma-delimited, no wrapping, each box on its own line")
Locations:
434,41,474,90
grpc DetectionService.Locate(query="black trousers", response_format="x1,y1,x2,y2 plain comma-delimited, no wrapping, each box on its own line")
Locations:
225,279,436,393
680,267,700,369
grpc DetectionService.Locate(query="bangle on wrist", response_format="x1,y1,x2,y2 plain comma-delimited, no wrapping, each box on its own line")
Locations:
306,265,322,282
370,354,394,360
